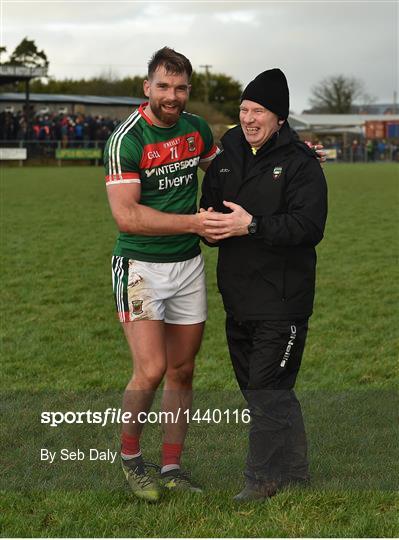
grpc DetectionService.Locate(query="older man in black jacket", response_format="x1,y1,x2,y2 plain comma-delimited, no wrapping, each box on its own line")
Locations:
200,68,327,501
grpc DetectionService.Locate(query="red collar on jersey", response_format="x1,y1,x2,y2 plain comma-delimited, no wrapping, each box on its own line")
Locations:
138,102,153,125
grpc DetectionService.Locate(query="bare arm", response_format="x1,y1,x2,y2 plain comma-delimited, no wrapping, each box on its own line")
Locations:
106,182,212,236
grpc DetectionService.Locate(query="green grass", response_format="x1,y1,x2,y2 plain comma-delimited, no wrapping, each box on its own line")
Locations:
1,163,398,537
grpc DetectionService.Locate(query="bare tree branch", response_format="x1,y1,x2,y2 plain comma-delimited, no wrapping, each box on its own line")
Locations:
309,75,367,113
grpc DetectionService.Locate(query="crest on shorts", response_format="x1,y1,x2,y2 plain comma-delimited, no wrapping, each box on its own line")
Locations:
273,166,283,180
186,136,196,152
132,299,143,315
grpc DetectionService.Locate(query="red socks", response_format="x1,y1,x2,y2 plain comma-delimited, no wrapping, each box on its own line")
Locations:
162,442,183,467
121,432,141,458
121,434,183,468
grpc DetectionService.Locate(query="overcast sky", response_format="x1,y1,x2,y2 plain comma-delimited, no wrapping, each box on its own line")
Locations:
1,0,397,113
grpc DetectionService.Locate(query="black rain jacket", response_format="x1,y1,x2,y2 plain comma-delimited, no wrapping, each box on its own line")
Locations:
200,122,328,321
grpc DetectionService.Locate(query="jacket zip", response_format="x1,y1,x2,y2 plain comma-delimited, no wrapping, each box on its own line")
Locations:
282,259,287,301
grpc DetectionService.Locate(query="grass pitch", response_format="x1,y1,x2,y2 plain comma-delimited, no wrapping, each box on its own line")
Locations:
1,163,398,537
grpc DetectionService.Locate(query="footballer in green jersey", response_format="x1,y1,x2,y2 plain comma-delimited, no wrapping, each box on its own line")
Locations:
104,47,219,501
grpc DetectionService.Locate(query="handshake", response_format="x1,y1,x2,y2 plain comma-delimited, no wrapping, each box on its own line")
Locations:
194,201,253,242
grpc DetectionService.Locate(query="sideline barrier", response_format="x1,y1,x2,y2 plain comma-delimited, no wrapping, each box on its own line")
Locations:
324,148,338,161
0,140,106,166
55,148,102,160
0,147,27,161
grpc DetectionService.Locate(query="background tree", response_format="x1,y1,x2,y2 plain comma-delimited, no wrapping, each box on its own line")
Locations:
0,46,7,64
190,71,242,121
7,37,48,68
309,75,367,113
28,75,145,97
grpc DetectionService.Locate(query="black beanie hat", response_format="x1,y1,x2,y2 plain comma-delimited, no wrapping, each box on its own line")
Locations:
241,68,289,119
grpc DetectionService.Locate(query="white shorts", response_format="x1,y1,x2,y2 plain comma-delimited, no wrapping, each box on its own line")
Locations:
111,254,207,324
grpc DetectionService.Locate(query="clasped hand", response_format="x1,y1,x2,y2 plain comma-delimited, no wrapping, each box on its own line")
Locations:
198,201,252,241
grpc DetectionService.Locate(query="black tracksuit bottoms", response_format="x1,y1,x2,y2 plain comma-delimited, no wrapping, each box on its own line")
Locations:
225,316,309,484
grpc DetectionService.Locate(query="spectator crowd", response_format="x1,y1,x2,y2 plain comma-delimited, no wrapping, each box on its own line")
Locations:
0,109,120,146
314,137,398,162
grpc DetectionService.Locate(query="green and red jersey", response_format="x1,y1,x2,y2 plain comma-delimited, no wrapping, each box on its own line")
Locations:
104,103,219,262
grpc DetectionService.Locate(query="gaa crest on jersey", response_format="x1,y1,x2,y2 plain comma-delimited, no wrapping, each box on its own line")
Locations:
186,136,196,152
273,166,283,180
132,300,143,315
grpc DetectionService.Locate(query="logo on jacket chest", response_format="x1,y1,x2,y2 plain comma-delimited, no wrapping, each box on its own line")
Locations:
272,166,283,180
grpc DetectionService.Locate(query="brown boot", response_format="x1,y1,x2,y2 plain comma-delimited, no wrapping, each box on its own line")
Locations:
233,479,278,502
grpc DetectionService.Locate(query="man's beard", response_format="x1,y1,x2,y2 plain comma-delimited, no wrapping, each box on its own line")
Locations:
150,100,185,126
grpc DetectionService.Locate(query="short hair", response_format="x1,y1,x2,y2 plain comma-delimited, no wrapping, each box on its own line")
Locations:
148,47,193,80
